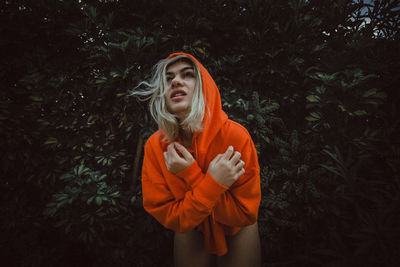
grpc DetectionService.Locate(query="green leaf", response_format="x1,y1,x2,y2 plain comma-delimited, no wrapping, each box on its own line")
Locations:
353,110,367,116
44,137,58,145
192,40,202,46
363,89,377,97
99,46,108,52
363,99,380,105
95,196,102,205
87,196,95,205
305,116,317,122
88,6,97,18
60,173,74,180
95,76,107,83
30,96,43,102
314,72,338,82
110,71,121,78
320,164,344,178
109,191,120,197
306,95,320,102
195,47,205,55
78,164,85,175
121,39,130,52
55,194,68,201
316,86,326,94
306,112,321,121
312,43,326,52
362,88,386,99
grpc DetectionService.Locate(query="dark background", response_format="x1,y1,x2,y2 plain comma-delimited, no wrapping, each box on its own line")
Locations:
1,0,399,266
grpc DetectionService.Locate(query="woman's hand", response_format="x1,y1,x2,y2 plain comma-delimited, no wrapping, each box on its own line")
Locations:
207,146,245,187
164,142,195,174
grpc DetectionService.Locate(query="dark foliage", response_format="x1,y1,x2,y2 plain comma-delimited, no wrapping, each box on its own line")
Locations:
1,0,399,266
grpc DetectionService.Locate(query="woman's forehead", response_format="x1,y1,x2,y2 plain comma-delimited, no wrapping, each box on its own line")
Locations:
166,61,193,74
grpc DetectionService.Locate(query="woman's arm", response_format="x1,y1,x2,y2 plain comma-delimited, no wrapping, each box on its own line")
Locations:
143,140,248,232
175,139,260,227
213,138,261,227
142,141,227,233
177,158,260,227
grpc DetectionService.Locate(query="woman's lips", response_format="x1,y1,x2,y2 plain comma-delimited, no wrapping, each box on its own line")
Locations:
170,90,186,101
171,95,185,101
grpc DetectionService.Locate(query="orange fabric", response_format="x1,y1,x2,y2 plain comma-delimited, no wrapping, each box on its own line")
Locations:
141,52,261,256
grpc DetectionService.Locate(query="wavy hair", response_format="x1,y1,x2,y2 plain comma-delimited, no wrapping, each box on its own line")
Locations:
130,55,205,142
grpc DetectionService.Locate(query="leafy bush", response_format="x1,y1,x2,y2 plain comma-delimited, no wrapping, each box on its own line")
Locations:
1,0,399,266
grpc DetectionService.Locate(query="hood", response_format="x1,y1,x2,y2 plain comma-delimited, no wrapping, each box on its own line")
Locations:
166,52,228,167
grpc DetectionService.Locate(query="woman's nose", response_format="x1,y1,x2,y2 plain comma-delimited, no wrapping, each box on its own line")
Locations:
171,76,183,87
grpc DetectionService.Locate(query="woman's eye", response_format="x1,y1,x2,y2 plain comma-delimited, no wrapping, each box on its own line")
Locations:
166,77,172,82
184,72,194,78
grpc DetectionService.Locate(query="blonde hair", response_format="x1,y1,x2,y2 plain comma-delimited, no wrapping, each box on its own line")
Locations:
130,55,205,141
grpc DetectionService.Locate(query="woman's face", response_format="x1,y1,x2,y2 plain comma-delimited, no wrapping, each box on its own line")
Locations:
165,61,196,120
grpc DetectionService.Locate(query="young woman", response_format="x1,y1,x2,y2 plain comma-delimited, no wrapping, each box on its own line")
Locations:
133,52,261,267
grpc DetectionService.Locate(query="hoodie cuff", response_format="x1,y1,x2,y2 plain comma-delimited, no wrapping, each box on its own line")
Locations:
193,172,228,209
176,160,203,188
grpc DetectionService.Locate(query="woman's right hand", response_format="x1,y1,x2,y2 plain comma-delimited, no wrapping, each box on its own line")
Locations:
207,146,245,187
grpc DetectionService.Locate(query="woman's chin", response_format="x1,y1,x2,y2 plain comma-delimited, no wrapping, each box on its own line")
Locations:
168,105,190,117
172,110,190,121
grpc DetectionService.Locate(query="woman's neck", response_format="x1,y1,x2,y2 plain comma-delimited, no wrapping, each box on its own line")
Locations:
180,128,193,148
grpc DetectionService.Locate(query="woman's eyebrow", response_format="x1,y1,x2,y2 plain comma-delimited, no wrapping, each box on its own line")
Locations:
166,66,194,76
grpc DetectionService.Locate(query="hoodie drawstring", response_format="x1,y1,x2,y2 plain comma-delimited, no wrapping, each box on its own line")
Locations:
211,210,216,224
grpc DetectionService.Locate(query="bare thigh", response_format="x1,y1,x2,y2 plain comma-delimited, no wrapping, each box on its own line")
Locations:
217,222,261,267
174,230,216,267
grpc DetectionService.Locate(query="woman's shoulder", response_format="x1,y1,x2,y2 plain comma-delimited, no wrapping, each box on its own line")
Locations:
220,119,253,144
144,130,167,150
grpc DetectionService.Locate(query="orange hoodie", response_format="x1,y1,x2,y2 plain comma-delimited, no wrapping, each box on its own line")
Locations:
141,52,261,256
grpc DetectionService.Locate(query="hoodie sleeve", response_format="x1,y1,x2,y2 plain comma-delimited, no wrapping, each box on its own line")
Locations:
176,160,205,188
213,133,261,227
142,140,228,233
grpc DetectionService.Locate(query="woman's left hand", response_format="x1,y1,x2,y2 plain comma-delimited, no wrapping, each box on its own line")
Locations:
164,142,194,174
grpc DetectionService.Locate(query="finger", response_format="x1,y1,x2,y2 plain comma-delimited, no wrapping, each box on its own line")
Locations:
235,160,245,170
167,143,174,157
236,168,245,179
223,146,234,160
230,151,242,165
166,144,174,162
215,154,223,163
163,151,169,164
174,142,193,160
211,154,223,164
169,143,182,160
